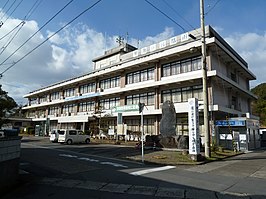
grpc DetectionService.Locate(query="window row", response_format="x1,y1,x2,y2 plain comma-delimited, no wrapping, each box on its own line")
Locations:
99,97,120,110
126,92,155,106
80,83,96,94
100,76,120,90
161,85,203,103
126,67,154,84
64,88,75,98
162,57,201,77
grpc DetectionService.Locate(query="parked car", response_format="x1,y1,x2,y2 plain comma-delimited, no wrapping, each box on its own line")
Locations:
49,129,61,142
58,129,90,144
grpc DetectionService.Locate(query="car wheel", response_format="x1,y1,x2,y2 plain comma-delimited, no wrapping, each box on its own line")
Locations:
66,139,72,145
85,138,90,144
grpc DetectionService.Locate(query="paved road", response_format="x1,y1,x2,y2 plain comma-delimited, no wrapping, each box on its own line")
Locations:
2,136,266,199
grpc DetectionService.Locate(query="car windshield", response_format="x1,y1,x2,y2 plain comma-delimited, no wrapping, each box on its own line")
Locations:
58,130,65,135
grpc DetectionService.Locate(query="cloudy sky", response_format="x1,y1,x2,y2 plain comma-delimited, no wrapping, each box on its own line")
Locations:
0,0,266,105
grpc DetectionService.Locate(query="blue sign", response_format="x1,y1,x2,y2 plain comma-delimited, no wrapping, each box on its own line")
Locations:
64,92,100,102
215,120,245,127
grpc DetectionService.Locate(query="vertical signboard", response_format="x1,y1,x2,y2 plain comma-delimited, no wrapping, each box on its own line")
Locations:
188,98,200,154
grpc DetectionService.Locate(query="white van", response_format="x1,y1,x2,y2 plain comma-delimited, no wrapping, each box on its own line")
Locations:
58,129,90,144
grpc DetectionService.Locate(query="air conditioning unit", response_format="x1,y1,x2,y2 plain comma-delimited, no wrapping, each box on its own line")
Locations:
54,113,58,117
97,88,103,92
76,93,81,96
60,96,65,100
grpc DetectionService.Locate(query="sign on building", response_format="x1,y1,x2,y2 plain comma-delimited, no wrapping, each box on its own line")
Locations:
113,104,139,113
188,98,200,155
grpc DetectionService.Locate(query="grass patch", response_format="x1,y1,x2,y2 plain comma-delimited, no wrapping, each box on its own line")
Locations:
207,150,243,161
126,150,198,165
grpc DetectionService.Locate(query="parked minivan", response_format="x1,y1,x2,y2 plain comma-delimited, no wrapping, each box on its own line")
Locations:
58,129,90,144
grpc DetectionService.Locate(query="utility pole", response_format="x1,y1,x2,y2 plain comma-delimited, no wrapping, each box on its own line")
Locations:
200,0,210,157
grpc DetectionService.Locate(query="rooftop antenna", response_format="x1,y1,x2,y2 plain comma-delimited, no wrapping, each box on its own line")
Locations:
116,35,124,46
125,32,129,44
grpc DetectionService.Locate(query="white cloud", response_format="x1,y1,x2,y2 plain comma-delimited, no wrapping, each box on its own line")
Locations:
225,32,266,88
0,16,175,104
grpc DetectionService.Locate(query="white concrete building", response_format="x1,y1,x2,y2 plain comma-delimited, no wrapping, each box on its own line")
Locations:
22,26,259,149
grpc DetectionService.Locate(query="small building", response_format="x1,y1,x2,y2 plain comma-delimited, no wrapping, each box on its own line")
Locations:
215,115,260,151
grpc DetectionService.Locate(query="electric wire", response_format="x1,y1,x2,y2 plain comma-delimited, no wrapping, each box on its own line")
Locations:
0,21,24,41
24,0,43,20
161,0,197,31
0,0,103,76
3,0,24,24
205,0,221,15
0,0,10,10
0,0,74,68
144,0,187,33
0,0,42,59
0,0,17,21
0,21,25,56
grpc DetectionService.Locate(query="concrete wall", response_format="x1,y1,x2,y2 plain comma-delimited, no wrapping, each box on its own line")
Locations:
0,137,21,194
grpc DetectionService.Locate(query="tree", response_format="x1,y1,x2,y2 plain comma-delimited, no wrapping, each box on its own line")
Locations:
251,83,266,127
0,85,18,128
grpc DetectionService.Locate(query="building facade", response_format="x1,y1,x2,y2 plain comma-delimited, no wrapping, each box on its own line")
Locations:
22,26,259,149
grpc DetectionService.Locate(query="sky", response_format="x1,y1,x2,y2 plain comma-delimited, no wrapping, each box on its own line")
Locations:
0,0,266,105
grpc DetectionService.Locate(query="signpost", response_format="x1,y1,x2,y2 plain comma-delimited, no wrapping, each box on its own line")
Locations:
188,98,200,155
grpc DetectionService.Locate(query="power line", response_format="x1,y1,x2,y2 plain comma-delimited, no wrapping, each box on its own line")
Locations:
0,0,103,77
24,0,43,20
205,0,221,15
0,0,11,11
3,0,24,24
144,0,187,33
0,21,24,41
0,0,74,68
0,0,17,21
0,0,42,56
0,21,25,56
161,0,197,31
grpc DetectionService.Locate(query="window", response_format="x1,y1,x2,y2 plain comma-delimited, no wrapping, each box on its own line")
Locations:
49,106,60,115
126,67,154,84
62,104,75,114
99,97,120,110
162,56,201,77
30,98,38,105
126,92,155,105
78,101,95,112
51,92,60,100
39,95,47,103
69,130,77,135
161,85,203,103
64,88,75,97
100,76,120,89
80,83,96,94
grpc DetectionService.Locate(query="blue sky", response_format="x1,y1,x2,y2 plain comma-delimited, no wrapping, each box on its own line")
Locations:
0,0,266,104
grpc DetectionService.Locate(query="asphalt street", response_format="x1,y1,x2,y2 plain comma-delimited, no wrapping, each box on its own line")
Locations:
2,136,266,199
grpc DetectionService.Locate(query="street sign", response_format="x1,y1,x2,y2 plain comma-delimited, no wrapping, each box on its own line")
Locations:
113,104,139,113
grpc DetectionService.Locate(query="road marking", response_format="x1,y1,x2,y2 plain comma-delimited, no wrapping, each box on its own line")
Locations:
59,154,78,158
59,153,128,168
22,142,143,165
130,165,176,176
101,161,128,168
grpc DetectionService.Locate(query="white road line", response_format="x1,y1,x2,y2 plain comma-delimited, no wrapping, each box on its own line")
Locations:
130,165,176,176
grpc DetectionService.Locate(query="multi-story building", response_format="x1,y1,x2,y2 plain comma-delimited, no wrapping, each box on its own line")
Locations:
22,26,259,150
